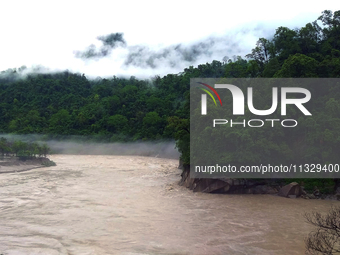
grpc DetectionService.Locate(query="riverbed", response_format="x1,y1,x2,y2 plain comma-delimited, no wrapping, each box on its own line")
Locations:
0,155,337,254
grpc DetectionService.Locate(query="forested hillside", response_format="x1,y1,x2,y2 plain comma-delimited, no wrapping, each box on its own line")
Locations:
0,10,339,171
0,71,187,140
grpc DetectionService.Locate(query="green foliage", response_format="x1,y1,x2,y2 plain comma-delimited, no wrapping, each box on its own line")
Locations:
0,137,51,158
274,53,319,77
166,116,190,165
107,114,128,133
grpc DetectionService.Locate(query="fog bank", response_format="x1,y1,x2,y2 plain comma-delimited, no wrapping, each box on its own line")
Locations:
0,134,179,159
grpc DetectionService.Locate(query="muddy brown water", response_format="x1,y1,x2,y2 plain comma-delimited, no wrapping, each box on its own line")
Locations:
0,155,338,255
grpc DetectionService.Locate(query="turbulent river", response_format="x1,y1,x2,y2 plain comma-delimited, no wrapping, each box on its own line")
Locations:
0,155,338,255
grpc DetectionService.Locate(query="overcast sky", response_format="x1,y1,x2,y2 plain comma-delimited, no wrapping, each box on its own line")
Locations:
0,0,339,79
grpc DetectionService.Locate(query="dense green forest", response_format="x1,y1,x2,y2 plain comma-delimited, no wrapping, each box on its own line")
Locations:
0,10,339,183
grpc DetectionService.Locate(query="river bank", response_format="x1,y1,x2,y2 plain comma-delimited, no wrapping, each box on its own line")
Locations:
0,157,56,174
180,165,340,200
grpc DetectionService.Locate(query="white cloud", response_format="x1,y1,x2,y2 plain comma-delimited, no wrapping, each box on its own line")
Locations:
0,0,338,79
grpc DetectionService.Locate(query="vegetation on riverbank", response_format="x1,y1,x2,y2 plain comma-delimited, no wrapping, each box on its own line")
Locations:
0,137,51,158
305,206,340,254
0,137,56,171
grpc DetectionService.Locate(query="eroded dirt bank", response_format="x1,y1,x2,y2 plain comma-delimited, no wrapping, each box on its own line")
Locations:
0,155,338,255
0,157,54,174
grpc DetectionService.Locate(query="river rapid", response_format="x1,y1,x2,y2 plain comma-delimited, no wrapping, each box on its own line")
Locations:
0,155,338,255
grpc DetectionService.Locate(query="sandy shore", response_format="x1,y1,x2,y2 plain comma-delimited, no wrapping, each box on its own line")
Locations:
0,157,54,174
